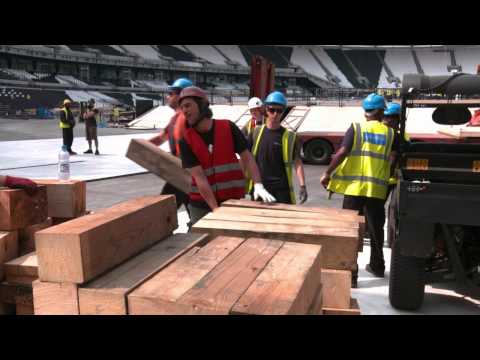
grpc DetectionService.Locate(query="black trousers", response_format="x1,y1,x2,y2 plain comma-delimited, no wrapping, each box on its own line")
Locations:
161,182,190,217
343,195,386,273
62,128,74,152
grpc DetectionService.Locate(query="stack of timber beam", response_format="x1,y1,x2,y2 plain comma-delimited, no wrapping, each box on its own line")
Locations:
0,186,47,314
32,195,181,315
191,199,363,314
128,236,324,315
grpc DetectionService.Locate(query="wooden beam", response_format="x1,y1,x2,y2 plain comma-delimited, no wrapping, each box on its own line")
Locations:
0,186,48,231
4,252,38,285
36,195,178,284
221,199,364,223
78,233,209,315
126,138,191,194
192,219,358,270
308,284,323,315
174,238,283,315
231,242,322,315
33,179,86,218
215,206,361,225
323,298,361,315
321,269,351,309
128,236,245,315
0,231,19,281
16,303,34,315
204,211,359,230
0,281,33,307
32,280,79,315
18,218,52,255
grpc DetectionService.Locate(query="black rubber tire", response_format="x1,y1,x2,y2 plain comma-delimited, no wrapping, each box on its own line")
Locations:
304,139,333,165
389,238,426,311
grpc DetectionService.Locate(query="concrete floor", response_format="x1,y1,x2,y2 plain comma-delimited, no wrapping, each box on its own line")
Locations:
1,117,479,315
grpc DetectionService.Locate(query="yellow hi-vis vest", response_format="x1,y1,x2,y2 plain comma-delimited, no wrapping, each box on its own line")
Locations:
247,125,297,204
328,121,395,200
59,108,71,129
388,131,410,186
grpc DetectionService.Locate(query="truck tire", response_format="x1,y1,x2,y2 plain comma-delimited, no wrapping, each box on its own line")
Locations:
304,139,333,165
389,239,426,311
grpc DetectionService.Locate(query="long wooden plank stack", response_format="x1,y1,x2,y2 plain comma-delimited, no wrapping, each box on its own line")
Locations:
128,236,324,315
32,194,180,314
192,199,363,271
0,185,48,314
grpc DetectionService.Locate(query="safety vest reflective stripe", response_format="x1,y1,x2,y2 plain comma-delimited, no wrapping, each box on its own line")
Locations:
192,179,246,193
331,174,389,187
203,163,243,177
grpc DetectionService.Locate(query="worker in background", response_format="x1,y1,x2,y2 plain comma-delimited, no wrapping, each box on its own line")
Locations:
178,86,276,225
0,175,38,196
242,97,265,137
149,78,193,219
383,102,409,198
83,102,100,155
59,99,77,155
320,93,398,288
112,105,120,127
247,91,307,205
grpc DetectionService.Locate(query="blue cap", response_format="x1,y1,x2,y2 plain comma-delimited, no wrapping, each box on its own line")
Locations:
168,78,193,92
264,91,287,107
362,93,386,111
384,102,401,116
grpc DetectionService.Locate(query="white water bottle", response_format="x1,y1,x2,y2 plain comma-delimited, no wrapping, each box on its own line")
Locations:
58,145,70,180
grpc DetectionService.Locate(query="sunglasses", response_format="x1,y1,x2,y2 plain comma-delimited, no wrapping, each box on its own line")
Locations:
267,107,284,114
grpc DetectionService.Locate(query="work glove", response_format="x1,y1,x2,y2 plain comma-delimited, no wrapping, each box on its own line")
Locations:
298,185,308,204
4,176,38,196
253,183,276,203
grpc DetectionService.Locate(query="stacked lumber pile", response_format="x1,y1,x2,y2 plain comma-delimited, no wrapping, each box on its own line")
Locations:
0,180,89,315
191,199,363,314
0,186,47,314
26,193,330,315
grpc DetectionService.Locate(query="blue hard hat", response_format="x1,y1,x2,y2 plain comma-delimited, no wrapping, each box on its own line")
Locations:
362,93,386,111
264,91,287,107
168,78,193,92
384,102,401,116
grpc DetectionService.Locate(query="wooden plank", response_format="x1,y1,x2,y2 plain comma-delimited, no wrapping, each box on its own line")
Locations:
231,242,323,315
126,138,191,194
215,205,361,225
33,179,86,218
323,298,361,315
18,218,52,255
16,303,34,315
0,302,15,315
205,210,359,230
36,195,177,284
0,282,33,307
175,238,283,315
78,233,209,315
192,219,357,270
0,186,48,231
51,211,91,226
221,199,365,224
321,269,351,309
4,252,38,285
308,284,323,315
0,231,19,281
128,236,245,315
32,280,79,315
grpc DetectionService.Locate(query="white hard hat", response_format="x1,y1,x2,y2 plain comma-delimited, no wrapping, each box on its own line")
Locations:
248,97,263,110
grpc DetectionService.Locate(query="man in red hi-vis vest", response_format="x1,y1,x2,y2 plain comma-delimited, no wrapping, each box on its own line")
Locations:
178,86,276,225
149,78,193,220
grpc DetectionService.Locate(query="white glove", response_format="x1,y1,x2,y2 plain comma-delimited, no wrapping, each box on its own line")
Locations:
253,183,276,203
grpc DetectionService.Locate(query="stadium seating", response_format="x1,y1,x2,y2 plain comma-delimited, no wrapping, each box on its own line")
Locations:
185,45,226,65
309,47,353,87
157,45,197,62
416,49,451,76
239,45,292,68
122,45,161,60
214,45,248,66
290,46,329,81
